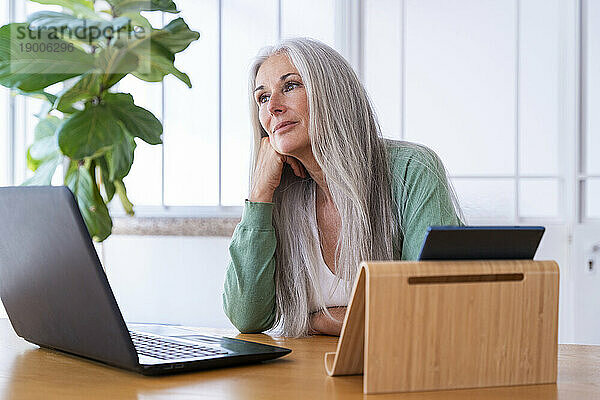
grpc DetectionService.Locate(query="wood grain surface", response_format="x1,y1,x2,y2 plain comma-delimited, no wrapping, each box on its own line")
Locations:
0,317,598,399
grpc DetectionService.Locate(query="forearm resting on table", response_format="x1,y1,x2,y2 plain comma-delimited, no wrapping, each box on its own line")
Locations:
309,307,347,336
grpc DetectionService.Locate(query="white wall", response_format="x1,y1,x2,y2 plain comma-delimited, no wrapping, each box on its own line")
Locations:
0,225,579,339
102,235,234,330
99,224,572,339
534,225,571,343
570,226,600,345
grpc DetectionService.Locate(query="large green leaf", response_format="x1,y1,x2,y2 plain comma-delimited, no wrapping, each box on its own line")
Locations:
107,0,179,15
34,115,61,139
97,156,116,202
120,11,152,31
58,92,161,159
54,48,138,111
25,115,62,183
103,93,162,144
65,162,112,241
0,23,96,92
106,125,136,180
29,115,61,161
22,156,61,186
27,115,62,173
132,41,191,87
24,115,62,183
152,18,199,54
111,16,197,87
27,12,131,43
54,70,102,111
57,100,126,159
96,46,138,87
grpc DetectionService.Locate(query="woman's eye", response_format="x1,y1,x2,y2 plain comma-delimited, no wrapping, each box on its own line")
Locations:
258,94,269,104
257,82,300,104
283,82,299,92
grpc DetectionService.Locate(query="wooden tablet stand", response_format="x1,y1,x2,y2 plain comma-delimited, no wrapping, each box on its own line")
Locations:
324,260,559,394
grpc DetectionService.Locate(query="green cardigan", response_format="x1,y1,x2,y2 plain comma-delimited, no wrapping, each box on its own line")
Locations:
222,141,461,333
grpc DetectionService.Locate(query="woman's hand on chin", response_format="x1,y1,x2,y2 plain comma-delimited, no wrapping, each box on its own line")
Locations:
249,137,306,203
309,306,347,336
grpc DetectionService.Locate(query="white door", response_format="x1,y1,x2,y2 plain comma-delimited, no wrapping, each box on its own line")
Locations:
569,0,600,345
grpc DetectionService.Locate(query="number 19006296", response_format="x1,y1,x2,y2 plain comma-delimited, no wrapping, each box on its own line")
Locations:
19,42,75,52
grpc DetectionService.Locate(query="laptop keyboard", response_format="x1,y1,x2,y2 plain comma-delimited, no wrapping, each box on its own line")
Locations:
130,331,229,360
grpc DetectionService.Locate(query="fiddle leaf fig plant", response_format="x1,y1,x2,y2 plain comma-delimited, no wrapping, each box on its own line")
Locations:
0,0,199,241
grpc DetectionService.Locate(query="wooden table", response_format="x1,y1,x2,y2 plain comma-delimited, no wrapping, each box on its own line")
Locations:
0,319,598,399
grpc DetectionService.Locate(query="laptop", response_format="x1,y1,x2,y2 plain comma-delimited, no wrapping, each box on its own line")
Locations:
0,186,290,375
418,225,545,260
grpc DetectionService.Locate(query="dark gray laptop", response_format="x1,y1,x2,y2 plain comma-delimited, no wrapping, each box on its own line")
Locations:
0,186,290,375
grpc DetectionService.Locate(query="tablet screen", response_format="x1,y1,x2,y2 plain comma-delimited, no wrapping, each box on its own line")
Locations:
417,226,545,260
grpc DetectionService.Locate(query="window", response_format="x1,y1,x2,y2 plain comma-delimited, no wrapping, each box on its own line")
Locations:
582,0,600,221
2,0,339,216
2,1,62,188
364,0,565,224
120,0,338,215
3,0,594,225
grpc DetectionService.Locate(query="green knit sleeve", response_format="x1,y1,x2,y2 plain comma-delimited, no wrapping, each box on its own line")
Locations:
390,144,462,260
222,200,277,333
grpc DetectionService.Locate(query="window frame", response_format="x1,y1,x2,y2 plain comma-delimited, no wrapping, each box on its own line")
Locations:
389,0,569,226
579,0,600,223
3,0,592,226
6,0,353,219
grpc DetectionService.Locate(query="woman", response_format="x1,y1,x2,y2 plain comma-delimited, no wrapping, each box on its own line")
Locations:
223,38,462,337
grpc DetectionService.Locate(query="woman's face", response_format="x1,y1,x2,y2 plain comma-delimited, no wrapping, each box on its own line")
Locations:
254,53,310,159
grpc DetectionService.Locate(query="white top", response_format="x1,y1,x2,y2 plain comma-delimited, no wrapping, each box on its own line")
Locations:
309,252,350,312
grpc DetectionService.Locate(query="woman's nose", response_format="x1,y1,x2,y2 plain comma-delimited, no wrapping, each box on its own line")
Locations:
267,92,286,115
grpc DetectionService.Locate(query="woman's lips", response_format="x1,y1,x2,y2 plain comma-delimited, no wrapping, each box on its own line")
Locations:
273,121,298,134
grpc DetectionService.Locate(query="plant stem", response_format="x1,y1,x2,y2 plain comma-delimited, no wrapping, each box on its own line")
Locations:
89,159,98,190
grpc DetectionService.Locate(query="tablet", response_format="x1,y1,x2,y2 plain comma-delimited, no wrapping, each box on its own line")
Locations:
417,226,545,260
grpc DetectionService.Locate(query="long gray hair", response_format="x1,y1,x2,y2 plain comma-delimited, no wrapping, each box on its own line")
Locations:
248,38,399,337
